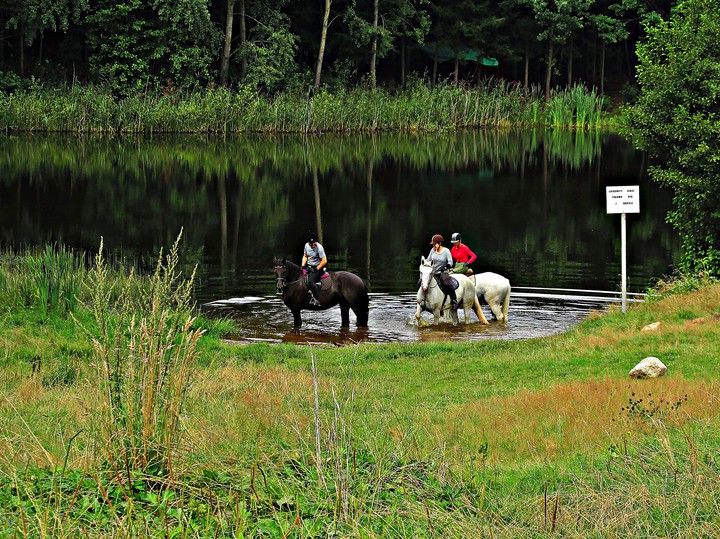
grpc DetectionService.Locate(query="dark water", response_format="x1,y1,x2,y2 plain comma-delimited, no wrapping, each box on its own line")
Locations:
0,131,678,342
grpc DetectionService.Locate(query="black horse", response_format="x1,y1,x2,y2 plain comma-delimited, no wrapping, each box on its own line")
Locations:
273,257,369,328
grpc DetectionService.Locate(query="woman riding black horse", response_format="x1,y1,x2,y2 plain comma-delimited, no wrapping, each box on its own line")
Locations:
273,257,369,328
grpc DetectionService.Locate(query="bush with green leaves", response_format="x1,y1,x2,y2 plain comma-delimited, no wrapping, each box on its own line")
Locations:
622,0,720,278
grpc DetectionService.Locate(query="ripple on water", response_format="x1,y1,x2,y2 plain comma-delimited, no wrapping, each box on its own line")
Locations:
202,289,626,345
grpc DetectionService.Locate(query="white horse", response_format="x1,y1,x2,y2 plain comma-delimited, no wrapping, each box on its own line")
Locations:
415,256,488,325
472,272,511,322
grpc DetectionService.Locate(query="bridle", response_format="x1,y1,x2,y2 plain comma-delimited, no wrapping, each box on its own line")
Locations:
419,265,438,294
274,264,303,292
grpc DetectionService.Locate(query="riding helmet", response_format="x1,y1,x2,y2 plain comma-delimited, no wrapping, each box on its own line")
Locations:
430,234,444,245
451,232,461,244
307,232,317,243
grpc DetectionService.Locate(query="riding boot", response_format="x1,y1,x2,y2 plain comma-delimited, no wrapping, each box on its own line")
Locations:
307,282,322,306
449,289,458,310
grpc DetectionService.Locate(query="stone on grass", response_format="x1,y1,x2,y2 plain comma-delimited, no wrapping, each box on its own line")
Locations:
641,321,661,332
629,357,667,379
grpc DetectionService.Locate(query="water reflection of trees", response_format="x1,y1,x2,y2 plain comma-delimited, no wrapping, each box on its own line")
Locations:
0,132,677,294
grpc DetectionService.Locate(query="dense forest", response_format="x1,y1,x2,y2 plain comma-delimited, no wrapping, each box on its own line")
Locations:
0,0,673,96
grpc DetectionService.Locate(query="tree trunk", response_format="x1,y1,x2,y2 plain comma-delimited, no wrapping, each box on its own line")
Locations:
453,53,459,84
432,47,438,87
219,0,236,86
524,45,529,88
591,37,596,89
369,0,378,88
314,0,332,88
239,0,246,79
19,25,24,78
400,35,406,87
567,36,573,87
544,41,553,102
313,165,323,242
600,42,606,95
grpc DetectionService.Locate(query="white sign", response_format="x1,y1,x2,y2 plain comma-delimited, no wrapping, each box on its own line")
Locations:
606,185,640,214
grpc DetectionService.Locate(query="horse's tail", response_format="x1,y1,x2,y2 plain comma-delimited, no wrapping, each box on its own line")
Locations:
502,283,511,322
473,292,489,325
356,281,370,326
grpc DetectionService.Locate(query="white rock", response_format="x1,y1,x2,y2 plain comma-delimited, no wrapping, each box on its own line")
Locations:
641,321,661,331
629,357,667,378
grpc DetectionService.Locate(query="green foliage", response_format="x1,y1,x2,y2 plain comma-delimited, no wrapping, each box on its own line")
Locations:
85,0,219,94
241,11,299,94
622,0,720,278
5,0,88,45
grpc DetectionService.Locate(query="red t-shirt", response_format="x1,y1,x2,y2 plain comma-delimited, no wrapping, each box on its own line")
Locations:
451,243,477,264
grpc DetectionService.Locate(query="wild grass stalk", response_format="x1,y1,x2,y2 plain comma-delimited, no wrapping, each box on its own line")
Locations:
74,231,203,478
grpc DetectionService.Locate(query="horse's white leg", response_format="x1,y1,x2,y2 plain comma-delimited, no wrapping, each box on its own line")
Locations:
415,303,423,325
501,287,510,322
433,309,441,325
488,298,504,322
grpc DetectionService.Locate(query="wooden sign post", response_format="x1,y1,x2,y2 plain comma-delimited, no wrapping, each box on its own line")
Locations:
606,186,640,313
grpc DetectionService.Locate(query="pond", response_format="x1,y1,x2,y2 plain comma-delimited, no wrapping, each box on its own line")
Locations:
0,130,679,343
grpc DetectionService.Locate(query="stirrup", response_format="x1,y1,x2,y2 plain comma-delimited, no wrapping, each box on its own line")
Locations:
451,299,458,310
308,295,321,307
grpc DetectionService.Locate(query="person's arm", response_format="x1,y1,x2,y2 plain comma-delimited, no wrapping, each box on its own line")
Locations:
301,249,309,268
444,249,454,270
465,245,477,265
316,244,327,270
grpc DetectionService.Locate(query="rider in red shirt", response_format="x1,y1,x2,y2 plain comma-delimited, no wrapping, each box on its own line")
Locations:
449,232,477,275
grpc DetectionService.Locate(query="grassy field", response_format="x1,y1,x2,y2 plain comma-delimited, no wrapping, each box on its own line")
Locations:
1,243,719,537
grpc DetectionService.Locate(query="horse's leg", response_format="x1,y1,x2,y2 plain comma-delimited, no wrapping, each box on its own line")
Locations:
352,287,369,327
432,309,441,325
292,308,302,327
354,303,369,327
488,297,503,321
501,288,511,322
340,301,350,327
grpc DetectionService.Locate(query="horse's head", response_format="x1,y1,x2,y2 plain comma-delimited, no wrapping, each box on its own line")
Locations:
418,256,434,292
273,257,288,293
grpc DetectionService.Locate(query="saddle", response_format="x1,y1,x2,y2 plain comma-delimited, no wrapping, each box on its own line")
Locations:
435,273,459,291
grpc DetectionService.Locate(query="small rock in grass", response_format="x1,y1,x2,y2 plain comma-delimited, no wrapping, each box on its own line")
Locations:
629,357,667,379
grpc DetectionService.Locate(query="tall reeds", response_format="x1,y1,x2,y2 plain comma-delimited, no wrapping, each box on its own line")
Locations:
545,85,605,129
1,82,608,134
0,244,85,316
75,230,204,477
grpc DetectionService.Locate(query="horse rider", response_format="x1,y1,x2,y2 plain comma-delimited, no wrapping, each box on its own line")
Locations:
427,234,458,310
449,232,477,275
302,232,327,306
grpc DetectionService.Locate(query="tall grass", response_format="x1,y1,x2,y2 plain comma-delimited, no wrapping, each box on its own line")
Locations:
0,244,86,316
545,84,605,129
74,230,203,477
1,82,608,134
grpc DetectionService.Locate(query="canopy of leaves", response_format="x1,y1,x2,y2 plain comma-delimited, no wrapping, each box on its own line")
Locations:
623,0,720,276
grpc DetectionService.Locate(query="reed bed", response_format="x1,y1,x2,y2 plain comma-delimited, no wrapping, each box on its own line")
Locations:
0,244,87,316
0,82,609,134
